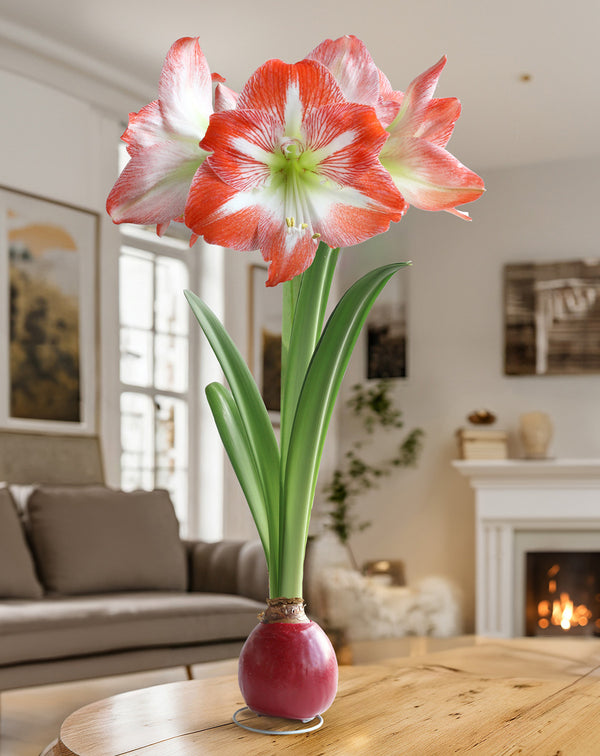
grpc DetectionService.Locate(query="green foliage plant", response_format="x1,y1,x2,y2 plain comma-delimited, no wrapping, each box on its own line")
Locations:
185,247,410,598
322,380,424,568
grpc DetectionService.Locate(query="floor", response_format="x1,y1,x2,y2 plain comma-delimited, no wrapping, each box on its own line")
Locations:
0,659,238,756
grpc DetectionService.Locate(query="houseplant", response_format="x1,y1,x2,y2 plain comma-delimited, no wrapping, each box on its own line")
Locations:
323,380,424,570
107,34,484,723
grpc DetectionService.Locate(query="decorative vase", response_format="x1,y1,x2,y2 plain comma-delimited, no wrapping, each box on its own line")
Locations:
238,598,338,721
519,411,553,459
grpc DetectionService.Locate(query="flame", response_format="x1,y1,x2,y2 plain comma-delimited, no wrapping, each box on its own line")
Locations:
538,591,592,631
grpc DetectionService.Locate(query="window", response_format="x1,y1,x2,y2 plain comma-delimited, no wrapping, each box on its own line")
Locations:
118,227,197,532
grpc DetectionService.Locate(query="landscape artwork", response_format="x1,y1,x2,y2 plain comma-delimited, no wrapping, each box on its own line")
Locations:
0,188,97,431
504,259,600,375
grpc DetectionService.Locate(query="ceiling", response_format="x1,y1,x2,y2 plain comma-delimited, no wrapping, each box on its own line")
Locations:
0,0,599,172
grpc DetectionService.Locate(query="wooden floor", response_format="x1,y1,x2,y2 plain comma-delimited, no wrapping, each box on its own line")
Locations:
0,659,238,756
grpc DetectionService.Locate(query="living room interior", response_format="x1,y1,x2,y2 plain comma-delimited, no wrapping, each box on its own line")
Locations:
1,1,600,753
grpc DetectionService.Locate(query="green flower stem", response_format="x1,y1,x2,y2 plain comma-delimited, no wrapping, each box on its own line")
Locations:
276,262,408,598
280,244,339,474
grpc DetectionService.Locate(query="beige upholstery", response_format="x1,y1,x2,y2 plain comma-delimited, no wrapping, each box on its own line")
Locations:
0,592,263,666
27,487,187,595
0,487,43,599
189,540,268,602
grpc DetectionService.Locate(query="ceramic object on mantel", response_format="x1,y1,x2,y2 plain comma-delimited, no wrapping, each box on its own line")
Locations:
519,411,553,459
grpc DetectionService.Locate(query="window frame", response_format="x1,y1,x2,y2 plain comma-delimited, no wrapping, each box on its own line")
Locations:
117,224,200,536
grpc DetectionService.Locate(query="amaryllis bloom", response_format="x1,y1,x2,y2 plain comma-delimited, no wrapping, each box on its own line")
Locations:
107,37,225,234
307,36,484,219
184,59,407,286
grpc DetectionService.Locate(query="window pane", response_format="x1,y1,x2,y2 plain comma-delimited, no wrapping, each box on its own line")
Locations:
120,250,154,329
156,468,188,529
120,327,153,386
156,395,188,527
155,395,188,467
121,464,154,492
155,256,189,335
120,392,154,469
154,334,188,392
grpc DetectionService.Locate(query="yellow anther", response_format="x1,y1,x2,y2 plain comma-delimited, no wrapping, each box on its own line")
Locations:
301,223,308,229
312,233,321,239
286,217,295,228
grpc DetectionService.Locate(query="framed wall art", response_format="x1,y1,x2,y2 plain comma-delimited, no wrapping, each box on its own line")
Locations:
504,258,600,375
365,272,408,379
0,186,98,433
248,264,281,423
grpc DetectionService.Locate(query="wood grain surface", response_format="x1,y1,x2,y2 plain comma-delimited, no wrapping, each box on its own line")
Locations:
51,638,600,755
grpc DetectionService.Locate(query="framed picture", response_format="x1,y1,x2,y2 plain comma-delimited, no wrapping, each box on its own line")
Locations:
504,258,600,375
366,272,408,379
248,264,281,423
0,186,98,433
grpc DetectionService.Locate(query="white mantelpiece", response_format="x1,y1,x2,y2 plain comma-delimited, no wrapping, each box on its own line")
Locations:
453,459,600,637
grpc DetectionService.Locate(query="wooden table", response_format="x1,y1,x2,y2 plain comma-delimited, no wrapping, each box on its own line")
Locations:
50,638,600,755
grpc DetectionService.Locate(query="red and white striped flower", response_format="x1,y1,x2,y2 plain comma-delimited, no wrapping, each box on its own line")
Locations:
184,59,407,286
308,36,484,219
107,37,228,235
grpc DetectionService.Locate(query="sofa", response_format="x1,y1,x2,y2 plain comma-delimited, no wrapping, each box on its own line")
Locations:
0,483,269,695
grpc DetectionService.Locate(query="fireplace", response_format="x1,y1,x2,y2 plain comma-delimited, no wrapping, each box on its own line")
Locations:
453,459,600,637
525,551,600,636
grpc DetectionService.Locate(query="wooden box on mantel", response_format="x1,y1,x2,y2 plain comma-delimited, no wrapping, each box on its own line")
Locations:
456,428,508,460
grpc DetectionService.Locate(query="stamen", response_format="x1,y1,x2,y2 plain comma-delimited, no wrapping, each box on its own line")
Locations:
301,223,308,229
312,233,321,239
286,217,295,228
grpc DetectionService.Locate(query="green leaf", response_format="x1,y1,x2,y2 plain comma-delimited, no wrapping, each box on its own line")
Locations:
278,263,410,596
205,382,274,588
280,244,339,468
184,289,281,587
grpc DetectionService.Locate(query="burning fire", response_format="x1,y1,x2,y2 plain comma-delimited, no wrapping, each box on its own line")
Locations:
537,563,592,631
538,594,591,630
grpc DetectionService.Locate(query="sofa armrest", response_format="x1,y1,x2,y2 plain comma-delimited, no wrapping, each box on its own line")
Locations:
185,539,268,603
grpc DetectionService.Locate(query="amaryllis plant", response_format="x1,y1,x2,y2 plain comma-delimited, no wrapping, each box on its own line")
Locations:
107,35,484,601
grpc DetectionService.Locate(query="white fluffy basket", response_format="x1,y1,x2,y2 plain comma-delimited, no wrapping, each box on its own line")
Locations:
315,566,463,641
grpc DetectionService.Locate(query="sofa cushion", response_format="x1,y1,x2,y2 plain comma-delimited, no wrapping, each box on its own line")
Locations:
0,487,43,599
27,487,187,595
0,592,263,666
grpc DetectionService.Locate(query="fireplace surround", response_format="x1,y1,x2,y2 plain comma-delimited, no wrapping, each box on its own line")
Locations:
453,459,600,637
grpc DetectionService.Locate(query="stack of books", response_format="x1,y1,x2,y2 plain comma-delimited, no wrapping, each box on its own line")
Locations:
456,428,508,460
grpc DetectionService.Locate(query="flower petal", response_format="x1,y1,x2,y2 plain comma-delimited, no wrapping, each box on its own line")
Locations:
237,59,346,123
200,109,280,191
306,35,380,108
215,82,239,111
382,136,484,213
107,139,206,225
376,70,403,128
303,103,389,187
185,163,260,251
158,37,213,139
391,55,447,137
259,220,318,287
121,101,167,155
416,97,461,147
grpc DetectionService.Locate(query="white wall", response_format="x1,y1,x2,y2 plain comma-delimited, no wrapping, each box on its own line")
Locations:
334,156,600,630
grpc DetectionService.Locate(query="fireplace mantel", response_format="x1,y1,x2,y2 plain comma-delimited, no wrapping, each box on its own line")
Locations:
453,458,600,637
